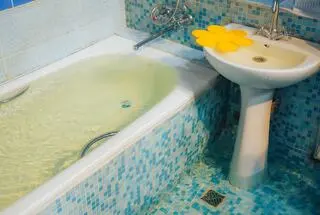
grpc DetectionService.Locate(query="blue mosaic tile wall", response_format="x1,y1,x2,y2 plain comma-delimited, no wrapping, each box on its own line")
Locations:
125,0,320,45
125,0,320,167
229,0,320,43
37,77,229,215
269,74,320,167
248,0,295,8
225,76,320,169
0,0,33,11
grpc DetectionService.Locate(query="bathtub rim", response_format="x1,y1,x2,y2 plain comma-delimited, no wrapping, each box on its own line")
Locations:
1,35,219,215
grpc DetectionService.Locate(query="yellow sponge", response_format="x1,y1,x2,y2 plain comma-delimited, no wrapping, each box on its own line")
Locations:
192,30,214,38
196,37,219,48
207,25,227,34
216,42,239,53
191,25,253,53
230,29,248,37
232,37,254,46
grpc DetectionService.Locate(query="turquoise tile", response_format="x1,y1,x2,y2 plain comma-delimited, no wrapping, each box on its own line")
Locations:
144,129,320,215
0,0,12,11
12,0,33,7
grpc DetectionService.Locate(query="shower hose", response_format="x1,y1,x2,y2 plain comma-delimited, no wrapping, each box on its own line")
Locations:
80,131,119,158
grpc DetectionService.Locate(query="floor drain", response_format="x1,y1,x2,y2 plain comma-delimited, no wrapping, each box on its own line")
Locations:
201,189,225,207
121,100,131,108
252,56,267,63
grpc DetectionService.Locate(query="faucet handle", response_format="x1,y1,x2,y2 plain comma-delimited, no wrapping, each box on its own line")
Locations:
275,25,292,40
255,25,272,38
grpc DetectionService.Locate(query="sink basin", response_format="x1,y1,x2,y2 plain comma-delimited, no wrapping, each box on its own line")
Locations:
204,25,320,89
204,24,320,189
221,41,307,69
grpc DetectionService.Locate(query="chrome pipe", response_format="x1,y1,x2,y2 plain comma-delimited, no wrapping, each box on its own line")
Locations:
133,14,192,50
271,0,280,35
133,25,177,50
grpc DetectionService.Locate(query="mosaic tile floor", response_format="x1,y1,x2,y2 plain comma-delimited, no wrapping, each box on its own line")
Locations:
142,129,320,215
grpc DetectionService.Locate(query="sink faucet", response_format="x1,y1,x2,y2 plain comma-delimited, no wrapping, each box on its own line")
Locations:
271,0,280,35
256,0,287,40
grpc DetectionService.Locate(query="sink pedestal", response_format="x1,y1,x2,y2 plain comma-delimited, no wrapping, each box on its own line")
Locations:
229,86,274,189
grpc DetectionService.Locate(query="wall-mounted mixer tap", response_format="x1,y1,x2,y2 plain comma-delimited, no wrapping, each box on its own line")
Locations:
133,0,193,50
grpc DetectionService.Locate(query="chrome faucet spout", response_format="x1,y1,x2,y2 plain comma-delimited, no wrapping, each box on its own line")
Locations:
255,0,288,40
271,0,280,35
133,24,177,50
133,2,193,50
272,0,279,12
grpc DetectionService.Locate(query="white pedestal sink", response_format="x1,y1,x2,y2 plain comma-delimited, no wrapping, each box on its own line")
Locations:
204,24,320,189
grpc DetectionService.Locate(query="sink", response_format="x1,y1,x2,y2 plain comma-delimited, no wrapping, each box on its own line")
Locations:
221,41,306,68
204,24,320,189
205,24,320,89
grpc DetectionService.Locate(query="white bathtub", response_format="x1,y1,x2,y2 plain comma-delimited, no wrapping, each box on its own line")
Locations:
1,35,219,214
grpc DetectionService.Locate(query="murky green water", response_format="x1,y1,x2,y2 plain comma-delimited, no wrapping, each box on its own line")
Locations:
0,55,177,210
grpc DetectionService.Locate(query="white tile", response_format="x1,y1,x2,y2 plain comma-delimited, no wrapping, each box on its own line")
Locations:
113,0,127,34
77,0,112,27
76,17,115,48
0,0,80,57
0,0,117,80
4,30,84,79
4,16,115,80
0,60,6,83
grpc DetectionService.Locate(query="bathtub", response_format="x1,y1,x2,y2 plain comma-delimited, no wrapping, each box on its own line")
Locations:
1,35,223,214
0,54,178,209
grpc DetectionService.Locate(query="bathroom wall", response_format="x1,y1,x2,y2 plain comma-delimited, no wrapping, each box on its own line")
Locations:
0,0,119,84
268,74,320,167
124,0,320,167
125,0,319,45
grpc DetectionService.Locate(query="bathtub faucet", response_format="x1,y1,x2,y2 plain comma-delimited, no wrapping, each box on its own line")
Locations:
133,2,193,50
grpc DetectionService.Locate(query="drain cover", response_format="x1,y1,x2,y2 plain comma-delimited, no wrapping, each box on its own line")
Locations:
201,189,225,207
252,56,267,63
121,100,132,108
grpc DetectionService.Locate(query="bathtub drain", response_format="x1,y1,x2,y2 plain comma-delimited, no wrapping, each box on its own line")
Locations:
121,100,132,108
